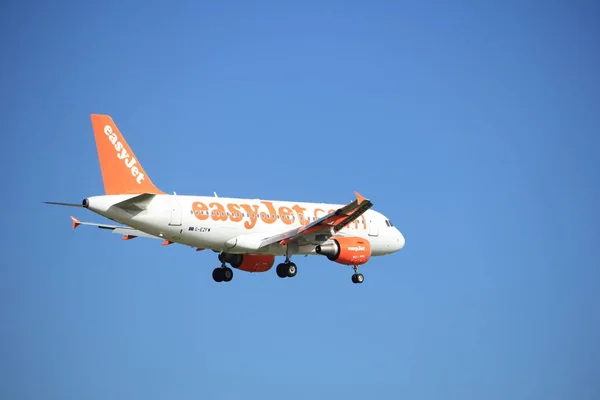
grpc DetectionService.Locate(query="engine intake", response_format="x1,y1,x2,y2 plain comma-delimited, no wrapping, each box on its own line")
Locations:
315,236,371,265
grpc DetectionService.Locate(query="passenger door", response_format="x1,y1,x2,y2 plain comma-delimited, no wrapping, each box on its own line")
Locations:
169,198,182,226
368,219,379,236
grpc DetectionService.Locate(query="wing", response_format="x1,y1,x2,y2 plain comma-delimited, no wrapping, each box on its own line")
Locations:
258,192,373,248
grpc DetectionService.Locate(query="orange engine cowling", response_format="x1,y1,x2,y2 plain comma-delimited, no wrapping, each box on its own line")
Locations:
315,236,372,265
220,253,275,273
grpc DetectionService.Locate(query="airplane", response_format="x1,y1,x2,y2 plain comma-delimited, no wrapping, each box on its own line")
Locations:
45,114,405,284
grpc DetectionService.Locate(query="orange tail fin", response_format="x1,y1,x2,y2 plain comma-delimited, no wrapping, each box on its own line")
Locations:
90,114,163,195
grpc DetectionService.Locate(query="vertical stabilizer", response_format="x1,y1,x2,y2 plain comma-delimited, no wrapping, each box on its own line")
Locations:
90,114,163,195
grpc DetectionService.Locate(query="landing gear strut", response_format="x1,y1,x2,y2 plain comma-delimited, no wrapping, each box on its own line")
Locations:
213,253,233,283
351,265,364,284
276,247,297,278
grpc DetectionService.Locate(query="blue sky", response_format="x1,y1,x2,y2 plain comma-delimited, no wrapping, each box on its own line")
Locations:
1,1,599,399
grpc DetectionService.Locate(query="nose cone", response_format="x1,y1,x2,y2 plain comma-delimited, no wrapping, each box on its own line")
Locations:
395,229,405,251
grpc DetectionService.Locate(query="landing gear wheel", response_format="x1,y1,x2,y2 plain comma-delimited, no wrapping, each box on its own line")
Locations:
213,267,233,283
277,246,297,279
276,261,297,279
212,268,224,282
286,262,297,278
276,263,287,278
351,264,364,284
222,267,233,282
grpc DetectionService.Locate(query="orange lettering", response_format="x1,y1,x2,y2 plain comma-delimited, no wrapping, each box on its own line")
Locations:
192,201,209,221
240,203,260,229
260,201,277,224
314,208,325,220
279,206,294,225
193,200,364,230
292,204,308,226
227,203,243,222
209,202,227,221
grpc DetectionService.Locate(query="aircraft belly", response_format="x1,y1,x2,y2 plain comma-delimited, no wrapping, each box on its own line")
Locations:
180,224,239,250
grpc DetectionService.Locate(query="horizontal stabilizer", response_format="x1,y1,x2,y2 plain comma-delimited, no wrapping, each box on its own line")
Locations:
112,193,157,211
69,216,162,241
43,201,85,208
112,227,161,240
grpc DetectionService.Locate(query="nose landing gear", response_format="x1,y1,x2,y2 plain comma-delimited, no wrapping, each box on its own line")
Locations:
351,265,364,284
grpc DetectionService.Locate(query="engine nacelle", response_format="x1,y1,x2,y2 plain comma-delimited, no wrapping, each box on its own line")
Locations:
219,253,275,273
315,236,371,265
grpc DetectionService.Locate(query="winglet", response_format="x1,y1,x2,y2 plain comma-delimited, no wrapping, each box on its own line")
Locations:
122,235,137,240
70,216,80,229
162,240,173,246
354,191,367,205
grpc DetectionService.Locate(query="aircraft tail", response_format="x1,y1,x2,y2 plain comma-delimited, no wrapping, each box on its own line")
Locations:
90,114,164,195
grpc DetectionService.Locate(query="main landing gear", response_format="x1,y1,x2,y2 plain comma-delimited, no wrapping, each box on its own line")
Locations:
213,253,233,283
276,260,297,278
211,250,364,284
276,247,297,278
351,265,364,284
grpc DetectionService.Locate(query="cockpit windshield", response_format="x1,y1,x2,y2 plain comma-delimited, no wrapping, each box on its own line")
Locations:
385,219,394,227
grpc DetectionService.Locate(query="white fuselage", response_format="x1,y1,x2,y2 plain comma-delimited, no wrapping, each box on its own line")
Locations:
85,194,405,257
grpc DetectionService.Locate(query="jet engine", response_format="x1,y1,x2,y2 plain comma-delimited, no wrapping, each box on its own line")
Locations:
315,236,371,265
219,253,275,273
